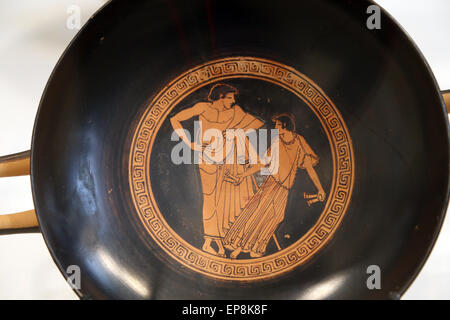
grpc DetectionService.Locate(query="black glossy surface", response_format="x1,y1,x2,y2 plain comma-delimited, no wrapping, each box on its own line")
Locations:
31,0,449,299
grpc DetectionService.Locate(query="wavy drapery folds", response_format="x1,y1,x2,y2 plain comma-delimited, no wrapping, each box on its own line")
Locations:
128,57,354,281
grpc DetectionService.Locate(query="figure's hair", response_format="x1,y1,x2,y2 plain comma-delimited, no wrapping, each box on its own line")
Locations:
208,83,238,101
272,113,296,132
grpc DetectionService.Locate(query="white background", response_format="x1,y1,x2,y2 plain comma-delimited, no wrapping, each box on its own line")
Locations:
0,0,449,299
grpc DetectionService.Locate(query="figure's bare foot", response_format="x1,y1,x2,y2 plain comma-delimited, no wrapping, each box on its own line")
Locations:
230,247,242,259
224,244,234,251
202,242,218,256
250,251,263,258
215,240,226,257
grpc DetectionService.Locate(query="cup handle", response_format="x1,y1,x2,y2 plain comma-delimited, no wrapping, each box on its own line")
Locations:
0,151,39,235
443,90,450,114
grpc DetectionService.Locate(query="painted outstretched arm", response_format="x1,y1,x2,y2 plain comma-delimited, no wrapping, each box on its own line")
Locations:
224,163,265,185
241,163,266,178
224,135,267,184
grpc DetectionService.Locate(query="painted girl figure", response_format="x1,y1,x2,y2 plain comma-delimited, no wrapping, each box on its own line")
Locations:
223,113,326,258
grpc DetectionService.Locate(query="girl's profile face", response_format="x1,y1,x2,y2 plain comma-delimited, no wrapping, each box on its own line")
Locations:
274,120,287,135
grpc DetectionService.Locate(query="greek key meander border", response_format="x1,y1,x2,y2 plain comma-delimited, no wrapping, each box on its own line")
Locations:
129,57,354,280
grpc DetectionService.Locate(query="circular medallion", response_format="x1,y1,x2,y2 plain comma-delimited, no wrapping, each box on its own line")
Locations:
128,56,354,281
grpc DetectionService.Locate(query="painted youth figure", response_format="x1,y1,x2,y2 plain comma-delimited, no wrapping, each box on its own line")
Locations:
170,83,264,257
223,113,326,258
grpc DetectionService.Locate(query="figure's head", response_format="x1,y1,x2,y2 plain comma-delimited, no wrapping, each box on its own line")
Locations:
208,83,238,109
272,113,296,135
